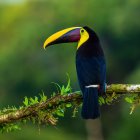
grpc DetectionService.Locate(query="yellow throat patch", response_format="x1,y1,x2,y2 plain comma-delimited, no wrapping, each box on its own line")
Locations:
77,28,89,49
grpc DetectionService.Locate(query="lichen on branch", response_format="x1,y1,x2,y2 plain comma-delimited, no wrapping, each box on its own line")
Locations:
0,82,140,133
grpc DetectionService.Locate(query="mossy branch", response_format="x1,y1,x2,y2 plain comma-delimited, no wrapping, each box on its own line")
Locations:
0,92,82,125
0,83,140,133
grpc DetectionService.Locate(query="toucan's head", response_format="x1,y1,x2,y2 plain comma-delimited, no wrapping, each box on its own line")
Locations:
43,26,99,50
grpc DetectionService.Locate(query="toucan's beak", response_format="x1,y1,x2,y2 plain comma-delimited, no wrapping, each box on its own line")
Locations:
43,27,81,49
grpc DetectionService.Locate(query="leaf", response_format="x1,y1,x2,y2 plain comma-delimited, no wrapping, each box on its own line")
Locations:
125,97,133,104
29,97,39,105
130,105,136,114
72,107,78,117
60,85,65,95
39,92,47,102
34,96,39,103
66,103,72,108
51,82,61,93
23,97,28,106
29,97,35,105
98,97,105,105
56,109,64,117
65,74,71,93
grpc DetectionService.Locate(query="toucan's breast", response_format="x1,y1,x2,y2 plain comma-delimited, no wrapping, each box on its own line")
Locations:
76,40,104,58
76,41,106,93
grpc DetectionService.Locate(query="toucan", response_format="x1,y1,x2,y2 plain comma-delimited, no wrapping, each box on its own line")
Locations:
43,26,106,119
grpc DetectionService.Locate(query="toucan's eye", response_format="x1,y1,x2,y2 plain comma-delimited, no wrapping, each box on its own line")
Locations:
81,29,84,33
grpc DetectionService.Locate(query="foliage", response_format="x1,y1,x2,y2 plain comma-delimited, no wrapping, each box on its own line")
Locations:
0,78,140,133
125,94,140,114
99,92,121,105
0,78,81,133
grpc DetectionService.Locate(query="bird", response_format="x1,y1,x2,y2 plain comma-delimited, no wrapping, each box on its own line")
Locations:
43,26,106,119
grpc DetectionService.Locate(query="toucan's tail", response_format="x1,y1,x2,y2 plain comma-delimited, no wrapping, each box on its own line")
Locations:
81,87,100,119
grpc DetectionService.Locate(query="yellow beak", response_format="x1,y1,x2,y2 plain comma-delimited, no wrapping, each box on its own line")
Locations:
43,27,81,49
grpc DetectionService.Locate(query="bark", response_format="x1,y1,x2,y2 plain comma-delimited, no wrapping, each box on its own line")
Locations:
0,84,140,125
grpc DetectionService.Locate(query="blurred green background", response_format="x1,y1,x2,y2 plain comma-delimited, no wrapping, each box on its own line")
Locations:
0,0,140,139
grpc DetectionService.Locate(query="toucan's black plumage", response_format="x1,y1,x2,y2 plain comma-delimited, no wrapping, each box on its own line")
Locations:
43,26,106,119
76,26,106,119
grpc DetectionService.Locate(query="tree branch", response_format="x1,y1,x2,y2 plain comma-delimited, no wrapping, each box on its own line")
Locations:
0,84,140,132
0,92,81,125
106,84,140,93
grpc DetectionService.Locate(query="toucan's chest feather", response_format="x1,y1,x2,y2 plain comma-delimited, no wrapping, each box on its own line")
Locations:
76,40,106,92
76,39,104,58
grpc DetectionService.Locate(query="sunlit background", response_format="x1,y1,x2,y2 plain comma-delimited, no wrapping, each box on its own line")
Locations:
0,0,140,139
